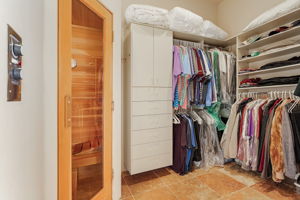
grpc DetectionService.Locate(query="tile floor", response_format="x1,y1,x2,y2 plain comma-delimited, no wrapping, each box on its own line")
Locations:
121,163,300,200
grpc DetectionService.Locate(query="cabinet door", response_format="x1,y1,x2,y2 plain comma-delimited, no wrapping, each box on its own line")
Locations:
131,24,154,87
154,28,173,87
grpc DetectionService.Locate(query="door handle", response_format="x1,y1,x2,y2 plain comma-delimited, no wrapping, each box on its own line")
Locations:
65,96,72,128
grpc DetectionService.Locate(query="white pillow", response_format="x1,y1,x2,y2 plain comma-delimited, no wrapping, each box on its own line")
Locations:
168,7,204,35
125,4,169,29
243,0,300,32
201,20,229,40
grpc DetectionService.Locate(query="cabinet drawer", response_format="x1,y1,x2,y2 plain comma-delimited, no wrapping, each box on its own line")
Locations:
132,114,172,130
132,87,172,101
132,101,172,116
130,154,172,175
132,140,172,159
131,127,172,145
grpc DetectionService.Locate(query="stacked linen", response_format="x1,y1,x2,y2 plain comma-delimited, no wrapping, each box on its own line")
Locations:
168,7,228,40
168,7,204,35
125,5,229,40
125,4,169,29
243,0,300,32
202,20,229,40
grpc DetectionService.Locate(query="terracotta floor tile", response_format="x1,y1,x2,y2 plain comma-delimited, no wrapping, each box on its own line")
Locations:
192,168,211,177
122,177,132,198
216,164,263,186
124,171,164,195
197,171,246,196
221,187,272,200
133,186,177,200
153,168,182,185
168,177,220,200
122,171,130,178
121,196,134,200
251,180,300,200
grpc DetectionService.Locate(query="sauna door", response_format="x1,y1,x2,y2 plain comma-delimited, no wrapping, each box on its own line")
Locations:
58,0,113,199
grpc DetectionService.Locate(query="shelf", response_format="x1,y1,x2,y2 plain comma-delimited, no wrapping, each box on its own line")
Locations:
238,63,300,76
173,31,236,47
239,26,300,50
238,44,300,63
238,84,297,91
238,8,300,40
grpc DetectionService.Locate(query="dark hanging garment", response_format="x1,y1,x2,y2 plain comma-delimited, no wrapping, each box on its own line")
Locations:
289,105,300,164
257,100,276,171
294,79,300,97
172,116,187,174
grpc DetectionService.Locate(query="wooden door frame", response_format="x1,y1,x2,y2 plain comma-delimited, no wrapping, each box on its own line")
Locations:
58,0,113,199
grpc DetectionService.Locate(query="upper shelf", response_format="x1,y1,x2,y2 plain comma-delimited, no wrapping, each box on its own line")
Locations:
238,44,300,63
239,26,300,50
238,8,300,41
238,84,297,91
238,63,300,76
173,31,236,47
127,22,236,47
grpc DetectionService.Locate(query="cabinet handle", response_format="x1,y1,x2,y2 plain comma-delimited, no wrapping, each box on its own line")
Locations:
65,96,72,128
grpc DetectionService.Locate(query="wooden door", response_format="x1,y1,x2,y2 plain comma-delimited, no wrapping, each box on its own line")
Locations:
58,0,113,199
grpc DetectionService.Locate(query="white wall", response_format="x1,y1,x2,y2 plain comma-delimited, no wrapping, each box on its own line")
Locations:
0,0,44,200
43,0,57,199
98,0,122,199
43,0,122,199
217,0,285,36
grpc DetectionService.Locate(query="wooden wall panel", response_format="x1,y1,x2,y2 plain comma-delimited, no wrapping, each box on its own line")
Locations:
72,0,103,29
71,24,103,147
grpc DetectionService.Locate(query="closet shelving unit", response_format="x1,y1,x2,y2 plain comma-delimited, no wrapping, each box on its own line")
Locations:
173,31,236,47
125,7,300,174
124,22,237,175
236,8,300,93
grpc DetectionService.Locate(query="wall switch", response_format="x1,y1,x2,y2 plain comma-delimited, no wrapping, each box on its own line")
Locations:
7,25,23,101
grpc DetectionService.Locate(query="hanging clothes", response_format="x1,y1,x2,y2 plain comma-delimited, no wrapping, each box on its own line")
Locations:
172,44,236,111
221,96,300,183
172,41,235,175
172,110,224,174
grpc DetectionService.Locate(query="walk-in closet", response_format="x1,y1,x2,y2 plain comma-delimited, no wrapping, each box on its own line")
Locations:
122,1,300,200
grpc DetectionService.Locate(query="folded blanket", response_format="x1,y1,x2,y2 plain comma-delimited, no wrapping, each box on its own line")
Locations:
201,20,228,40
168,7,204,35
125,4,169,28
243,0,300,32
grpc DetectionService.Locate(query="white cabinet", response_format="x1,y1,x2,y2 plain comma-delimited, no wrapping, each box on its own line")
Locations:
131,25,154,87
125,24,173,175
154,28,173,87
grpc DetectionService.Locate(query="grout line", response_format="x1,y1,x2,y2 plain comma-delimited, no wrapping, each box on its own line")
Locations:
121,176,135,200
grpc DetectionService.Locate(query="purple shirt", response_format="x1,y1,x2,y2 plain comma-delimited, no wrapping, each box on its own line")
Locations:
173,46,183,99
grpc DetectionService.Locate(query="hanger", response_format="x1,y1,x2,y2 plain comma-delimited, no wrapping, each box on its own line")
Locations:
288,90,299,113
173,113,180,124
289,98,299,113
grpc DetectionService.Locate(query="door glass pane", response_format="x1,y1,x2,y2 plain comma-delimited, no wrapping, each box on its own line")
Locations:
71,0,104,199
